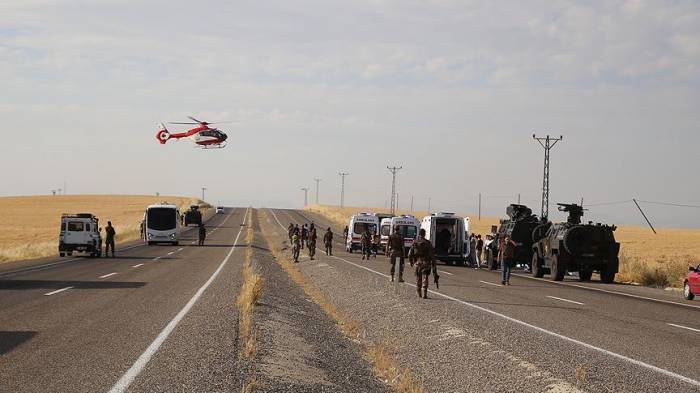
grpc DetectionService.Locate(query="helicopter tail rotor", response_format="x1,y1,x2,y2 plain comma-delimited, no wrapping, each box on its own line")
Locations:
156,124,171,144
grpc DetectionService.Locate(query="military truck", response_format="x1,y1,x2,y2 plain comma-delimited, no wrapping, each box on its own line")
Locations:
486,204,545,270
531,203,620,283
183,205,202,227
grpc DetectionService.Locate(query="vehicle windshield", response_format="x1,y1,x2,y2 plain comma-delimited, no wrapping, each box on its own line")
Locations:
147,208,177,231
353,223,376,234
399,225,417,239
67,222,84,231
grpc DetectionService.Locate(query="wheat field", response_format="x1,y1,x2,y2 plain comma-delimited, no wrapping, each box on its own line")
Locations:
305,204,700,288
0,195,205,263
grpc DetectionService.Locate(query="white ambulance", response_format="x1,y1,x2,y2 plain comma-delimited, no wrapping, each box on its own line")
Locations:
420,212,468,265
379,218,393,253
345,213,379,253
389,215,421,252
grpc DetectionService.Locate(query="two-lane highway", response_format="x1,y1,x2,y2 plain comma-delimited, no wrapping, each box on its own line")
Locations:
276,208,700,391
0,208,248,392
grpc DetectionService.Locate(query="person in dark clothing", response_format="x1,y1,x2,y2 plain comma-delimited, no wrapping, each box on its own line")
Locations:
105,221,116,257
198,223,206,246
323,228,333,255
499,235,517,285
308,223,317,260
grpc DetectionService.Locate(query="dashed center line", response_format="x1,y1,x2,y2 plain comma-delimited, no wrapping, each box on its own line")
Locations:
177,248,184,252
153,257,161,261
441,271,454,275
99,272,117,279
132,263,144,268
547,295,584,305
167,252,174,255
44,286,73,296
667,323,700,333
480,280,502,287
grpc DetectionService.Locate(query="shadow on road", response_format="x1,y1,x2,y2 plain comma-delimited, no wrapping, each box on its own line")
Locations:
0,331,37,355
0,280,146,290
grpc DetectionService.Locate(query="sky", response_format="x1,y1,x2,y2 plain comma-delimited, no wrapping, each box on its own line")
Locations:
1,0,699,227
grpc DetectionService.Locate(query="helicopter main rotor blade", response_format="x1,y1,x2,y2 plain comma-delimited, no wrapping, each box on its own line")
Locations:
168,122,200,125
188,116,204,124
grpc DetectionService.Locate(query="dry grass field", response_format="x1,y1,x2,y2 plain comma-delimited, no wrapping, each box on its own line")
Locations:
305,204,700,288
0,195,206,263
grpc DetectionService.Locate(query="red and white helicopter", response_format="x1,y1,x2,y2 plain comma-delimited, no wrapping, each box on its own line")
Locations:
155,116,229,149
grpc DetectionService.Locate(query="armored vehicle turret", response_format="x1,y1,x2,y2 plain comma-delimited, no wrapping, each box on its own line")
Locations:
531,203,620,283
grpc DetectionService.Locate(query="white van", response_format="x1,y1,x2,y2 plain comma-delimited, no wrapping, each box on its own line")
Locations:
420,212,468,265
346,213,379,253
390,215,421,252
59,213,102,257
144,203,181,245
379,218,393,252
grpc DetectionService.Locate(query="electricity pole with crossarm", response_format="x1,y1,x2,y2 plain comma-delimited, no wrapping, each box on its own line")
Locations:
532,134,563,220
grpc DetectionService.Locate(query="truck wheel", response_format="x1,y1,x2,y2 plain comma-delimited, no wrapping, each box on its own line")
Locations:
550,255,565,281
147,241,154,246
578,270,593,281
67,252,73,257
532,253,544,278
600,265,616,284
60,252,65,257
684,281,695,300
173,241,179,246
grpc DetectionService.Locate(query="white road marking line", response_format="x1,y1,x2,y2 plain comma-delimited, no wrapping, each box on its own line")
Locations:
152,257,161,261
44,286,73,296
441,271,454,275
511,272,700,310
132,263,144,268
667,323,700,333
267,208,700,389
167,252,174,255
99,272,117,279
109,208,246,393
177,248,184,252
547,295,585,306
480,280,502,287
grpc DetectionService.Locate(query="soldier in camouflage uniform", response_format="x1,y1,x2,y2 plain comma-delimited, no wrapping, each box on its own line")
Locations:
409,228,438,299
386,226,405,282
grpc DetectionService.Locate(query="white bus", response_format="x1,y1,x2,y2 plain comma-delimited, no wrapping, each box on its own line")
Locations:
144,203,181,246
420,212,468,265
346,213,379,253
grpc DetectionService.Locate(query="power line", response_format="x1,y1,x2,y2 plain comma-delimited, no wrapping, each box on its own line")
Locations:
585,199,633,207
637,200,700,209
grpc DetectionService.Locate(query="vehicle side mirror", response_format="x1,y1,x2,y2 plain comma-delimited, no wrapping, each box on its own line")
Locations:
690,266,696,272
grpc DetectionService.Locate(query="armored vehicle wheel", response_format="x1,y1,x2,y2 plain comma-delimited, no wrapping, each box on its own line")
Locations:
578,270,593,281
60,252,65,257
550,255,565,281
684,281,695,300
600,265,616,283
531,253,544,278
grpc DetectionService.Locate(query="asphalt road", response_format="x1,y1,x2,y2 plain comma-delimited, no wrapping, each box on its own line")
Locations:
0,208,387,393
272,208,700,392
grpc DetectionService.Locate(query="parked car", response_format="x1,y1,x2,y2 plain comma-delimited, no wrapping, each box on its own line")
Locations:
216,206,225,214
684,264,700,300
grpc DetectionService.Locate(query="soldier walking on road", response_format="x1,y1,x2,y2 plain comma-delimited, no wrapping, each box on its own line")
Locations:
105,221,116,258
361,226,372,260
287,223,294,243
291,228,301,263
323,227,333,256
409,228,438,299
198,223,206,246
387,226,405,282
308,223,317,260
476,235,484,267
343,226,349,244
301,224,308,248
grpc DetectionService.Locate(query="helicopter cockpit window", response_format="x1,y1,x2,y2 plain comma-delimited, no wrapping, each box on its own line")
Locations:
200,130,216,137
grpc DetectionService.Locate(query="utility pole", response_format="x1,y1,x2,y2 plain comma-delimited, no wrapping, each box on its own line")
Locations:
314,178,321,205
478,193,482,221
428,197,431,212
518,193,521,204
396,193,400,212
301,187,309,207
338,172,349,208
201,187,207,201
387,165,402,215
410,196,414,212
533,134,563,220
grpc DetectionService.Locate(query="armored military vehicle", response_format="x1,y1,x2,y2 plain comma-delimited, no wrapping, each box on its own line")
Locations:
184,205,202,227
531,203,620,283
486,204,545,270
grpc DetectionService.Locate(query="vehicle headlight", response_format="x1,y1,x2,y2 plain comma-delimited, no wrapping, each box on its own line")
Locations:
170,233,176,239
147,233,153,238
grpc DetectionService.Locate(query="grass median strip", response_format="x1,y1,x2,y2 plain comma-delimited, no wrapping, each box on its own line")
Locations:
261,209,424,393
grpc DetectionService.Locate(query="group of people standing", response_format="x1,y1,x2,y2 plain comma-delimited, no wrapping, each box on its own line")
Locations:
287,223,334,263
